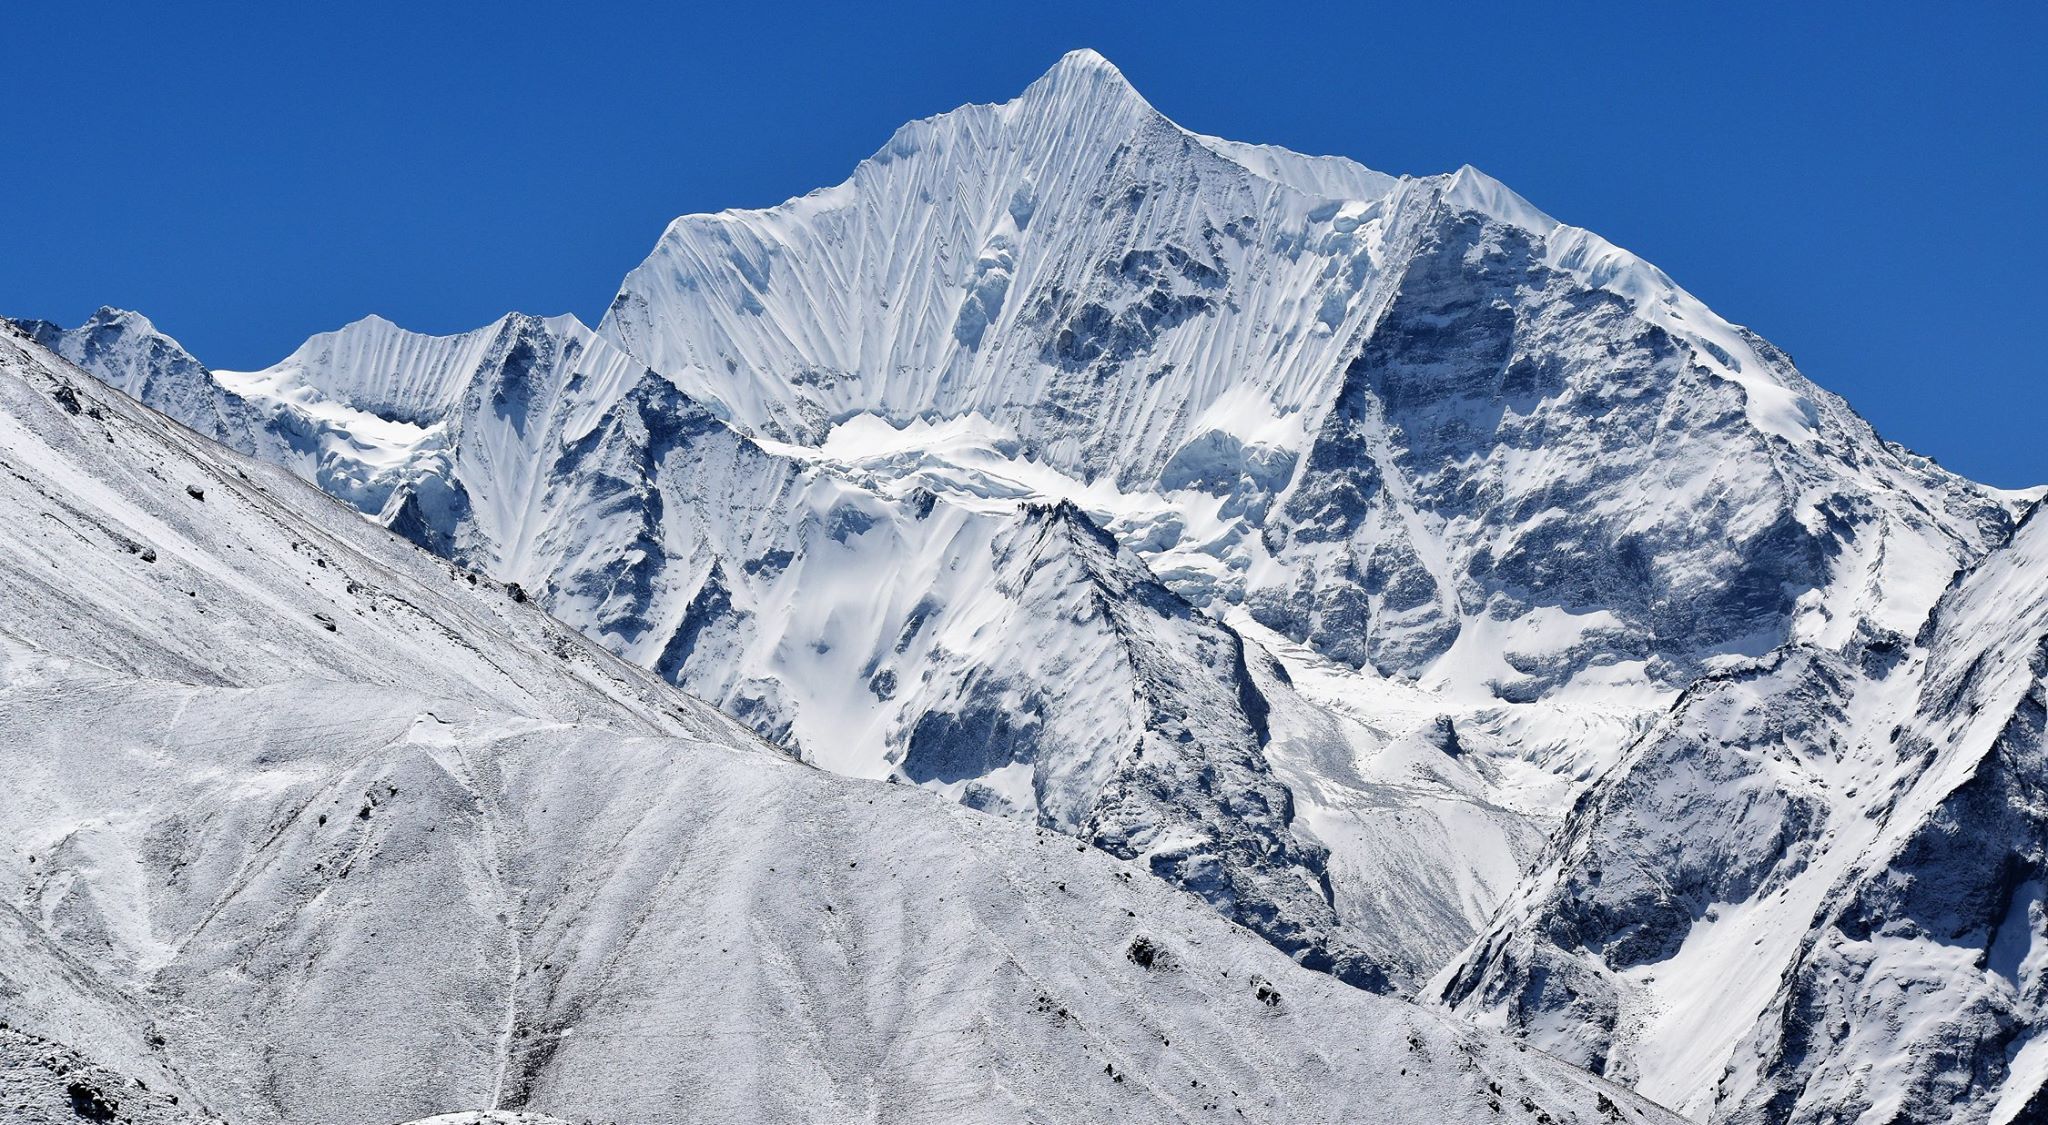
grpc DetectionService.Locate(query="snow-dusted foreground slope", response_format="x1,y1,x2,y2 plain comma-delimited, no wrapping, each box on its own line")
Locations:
0,327,1675,1123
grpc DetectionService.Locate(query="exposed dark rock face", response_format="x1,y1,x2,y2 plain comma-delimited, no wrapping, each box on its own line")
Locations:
1257,204,2007,695
1440,504,2048,1120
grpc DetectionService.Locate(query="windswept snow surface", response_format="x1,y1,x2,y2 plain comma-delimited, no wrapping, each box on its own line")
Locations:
21,47,2048,1125
0,325,1677,1123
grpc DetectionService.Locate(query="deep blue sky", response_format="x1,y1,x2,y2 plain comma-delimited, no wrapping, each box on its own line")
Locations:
3,2,2041,485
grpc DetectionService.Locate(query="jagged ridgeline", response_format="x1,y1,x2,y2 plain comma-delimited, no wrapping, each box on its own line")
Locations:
15,48,2048,1124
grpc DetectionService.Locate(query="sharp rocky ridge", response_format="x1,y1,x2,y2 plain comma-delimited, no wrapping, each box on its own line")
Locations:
15,48,2048,1124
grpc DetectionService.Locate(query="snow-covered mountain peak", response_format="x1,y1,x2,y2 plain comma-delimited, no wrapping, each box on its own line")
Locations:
236,309,606,427
1044,46,1123,78
600,53,1427,476
4,305,251,439
83,303,160,335
9,305,189,393
1440,163,1552,227
578,50,2017,718
870,48,1157,149
1017,47,1147,108
50,48,2017,714
858,48,1165,180
1010,50,1401,203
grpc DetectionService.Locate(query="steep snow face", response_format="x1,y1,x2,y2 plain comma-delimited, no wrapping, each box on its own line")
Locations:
596,51,2013,701
1434,502,2048,1122
0,326,1679,1125
1720,504,2048,1124
601,48,1411,481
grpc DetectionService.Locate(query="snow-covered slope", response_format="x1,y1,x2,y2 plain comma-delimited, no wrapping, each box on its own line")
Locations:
0,323,723,737
0,1025,206,1125
601,49,1399,477
0,324,1674,1123
9,308,256,446
1435,500,2048,1122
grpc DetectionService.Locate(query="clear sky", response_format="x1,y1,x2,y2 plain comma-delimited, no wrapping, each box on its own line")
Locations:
3,1,2041,485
